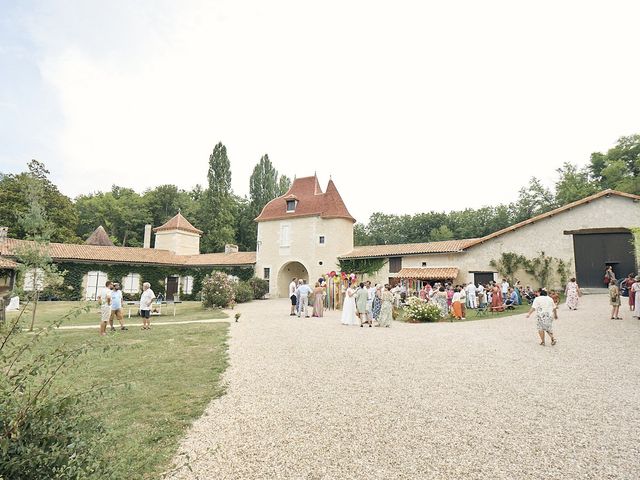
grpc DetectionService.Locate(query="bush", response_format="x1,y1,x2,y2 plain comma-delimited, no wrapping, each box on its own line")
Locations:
234,282,254,303
1,306,114,479
201,271,235,308
247,277,269,299
403,297,443,322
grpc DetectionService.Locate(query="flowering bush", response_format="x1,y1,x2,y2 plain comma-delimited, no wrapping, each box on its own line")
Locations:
201,270,236,308
234,281,254,303
403,297,443,322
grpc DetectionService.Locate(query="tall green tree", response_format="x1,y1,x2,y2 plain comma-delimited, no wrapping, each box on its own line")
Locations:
509,177,556,223
278,175,292,195
143,184,198,229
0,160,78,243
589,134,640,194
199,142,236,252
554,162,598,205
249,155,279,215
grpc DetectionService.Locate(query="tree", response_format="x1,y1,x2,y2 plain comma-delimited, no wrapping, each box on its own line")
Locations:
429,224,454,241
199,142,236,252
509,177,556,223
249,154,279,216
554,162,598,206
0,160,79,243
589,134,640,194
278,175,292,195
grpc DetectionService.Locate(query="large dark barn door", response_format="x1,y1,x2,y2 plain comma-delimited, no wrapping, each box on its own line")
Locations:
573,233,635,288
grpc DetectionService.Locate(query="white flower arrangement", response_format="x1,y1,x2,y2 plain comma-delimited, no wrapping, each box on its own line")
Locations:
403,296,443,322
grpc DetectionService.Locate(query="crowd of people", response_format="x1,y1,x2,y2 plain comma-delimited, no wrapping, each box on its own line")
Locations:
96,280,156,335
605,267,640,320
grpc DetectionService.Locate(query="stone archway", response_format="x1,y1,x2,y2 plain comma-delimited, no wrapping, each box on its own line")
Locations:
277,261,310,298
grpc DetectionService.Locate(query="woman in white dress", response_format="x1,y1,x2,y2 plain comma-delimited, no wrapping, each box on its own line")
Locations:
526,289,557,346
340,282,359,325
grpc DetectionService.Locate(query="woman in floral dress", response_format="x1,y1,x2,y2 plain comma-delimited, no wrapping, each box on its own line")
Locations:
526,289,557,346
490,283,504,312
371,284,382,323
565,277,580,310
377,285,394,328
433,286,449,316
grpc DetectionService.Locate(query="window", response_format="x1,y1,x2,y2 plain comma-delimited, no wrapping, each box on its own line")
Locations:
263,268,270,280
319,236,325,244
286,200,296,212
86,270,108,300
23,268,44,292
122,273,141,294
421,262,427,267
181,275,194,295
389,257,402,274
280,224,290,247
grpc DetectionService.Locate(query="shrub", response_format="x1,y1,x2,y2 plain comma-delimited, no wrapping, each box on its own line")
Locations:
234,282,254,304
247,277,269,299
1,305,114,479
201,271,235,308
403,297,443,322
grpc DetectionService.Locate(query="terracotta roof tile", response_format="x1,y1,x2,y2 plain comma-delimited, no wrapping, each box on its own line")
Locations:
396,267,459,280
153,212,203,234
85,226,114,246
465,189,640,249
1,239,255,267
256,176,355,223
0,256,18,269
340,239,476,259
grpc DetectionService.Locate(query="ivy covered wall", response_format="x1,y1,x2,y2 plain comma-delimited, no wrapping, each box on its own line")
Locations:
29,261,254,301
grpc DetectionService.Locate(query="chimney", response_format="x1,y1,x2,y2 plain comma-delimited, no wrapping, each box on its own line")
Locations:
143,225,152,248
0,227,7,246
224,244,239,254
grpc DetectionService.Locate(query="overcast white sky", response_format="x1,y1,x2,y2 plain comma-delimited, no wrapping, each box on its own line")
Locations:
1,0,639,223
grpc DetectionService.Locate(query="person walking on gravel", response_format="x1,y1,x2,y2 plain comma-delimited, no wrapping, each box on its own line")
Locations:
289,277,297,316
609,280,622,320
526,289,557,346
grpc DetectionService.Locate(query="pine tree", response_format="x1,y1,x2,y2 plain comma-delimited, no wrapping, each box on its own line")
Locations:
200,142,236,252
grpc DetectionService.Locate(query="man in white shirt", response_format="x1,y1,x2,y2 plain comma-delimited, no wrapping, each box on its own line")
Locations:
139,282,156,330
289,277,297,316
365,281,375,321
296,279,312,318
466,282,477,309
97,280,112,336
501,279,510,302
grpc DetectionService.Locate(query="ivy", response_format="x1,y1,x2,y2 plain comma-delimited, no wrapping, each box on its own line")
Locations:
338,258,387,276
40,261,253,301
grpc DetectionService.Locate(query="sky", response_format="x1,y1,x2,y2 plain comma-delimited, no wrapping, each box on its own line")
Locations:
1,0,639,224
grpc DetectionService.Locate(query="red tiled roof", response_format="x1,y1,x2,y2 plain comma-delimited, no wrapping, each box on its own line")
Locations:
339,239,476,259
0,238,255,267
396,267,459,279
153,212,203,234
465,189,640,249
255,176,355,223
0,256,18,269
85,225,114,246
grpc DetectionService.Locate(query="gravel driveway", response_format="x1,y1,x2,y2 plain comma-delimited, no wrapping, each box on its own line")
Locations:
169,295,640,479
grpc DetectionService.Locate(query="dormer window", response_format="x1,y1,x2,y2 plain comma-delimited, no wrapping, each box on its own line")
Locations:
286,200,296,212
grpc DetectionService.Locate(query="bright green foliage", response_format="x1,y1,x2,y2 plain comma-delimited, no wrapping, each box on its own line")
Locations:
143,184,199,229
201,270,236,308
555,162,599,205
0,160,79,243
247,277,269,299
338,258,387,275
278,175,292,195
233,281,254,303
508,177,556,223
489,252,528,285
524,251,555,288
0,304,114,479
590,134,640,194
429,224,454,241
199,143,236,252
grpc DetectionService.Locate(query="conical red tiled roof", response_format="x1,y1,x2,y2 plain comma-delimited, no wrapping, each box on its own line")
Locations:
85,225,114,246
255,176,355,223
153,212,203,234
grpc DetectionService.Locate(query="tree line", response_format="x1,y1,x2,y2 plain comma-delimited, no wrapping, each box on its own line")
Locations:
0,143,291,252
355,134,640,245
1,134,638,251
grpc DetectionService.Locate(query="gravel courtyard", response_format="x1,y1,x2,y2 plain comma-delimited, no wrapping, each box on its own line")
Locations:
169,295,640,480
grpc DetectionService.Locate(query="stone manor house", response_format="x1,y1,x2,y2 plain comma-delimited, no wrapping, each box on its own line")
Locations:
1,175,639,299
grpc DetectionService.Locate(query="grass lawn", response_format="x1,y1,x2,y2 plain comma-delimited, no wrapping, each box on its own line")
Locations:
7,300,226,329
10,302,230,479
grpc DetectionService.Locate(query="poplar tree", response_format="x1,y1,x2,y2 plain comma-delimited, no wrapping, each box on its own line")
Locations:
200,142,236,252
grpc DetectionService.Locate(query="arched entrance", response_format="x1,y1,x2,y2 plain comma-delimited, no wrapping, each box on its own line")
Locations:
277,261,310,298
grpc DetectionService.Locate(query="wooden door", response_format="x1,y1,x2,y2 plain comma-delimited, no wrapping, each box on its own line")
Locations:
166,276,179,301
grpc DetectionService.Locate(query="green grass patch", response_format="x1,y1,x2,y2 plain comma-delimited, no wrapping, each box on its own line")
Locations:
11,302,230,479
8,300,226,329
